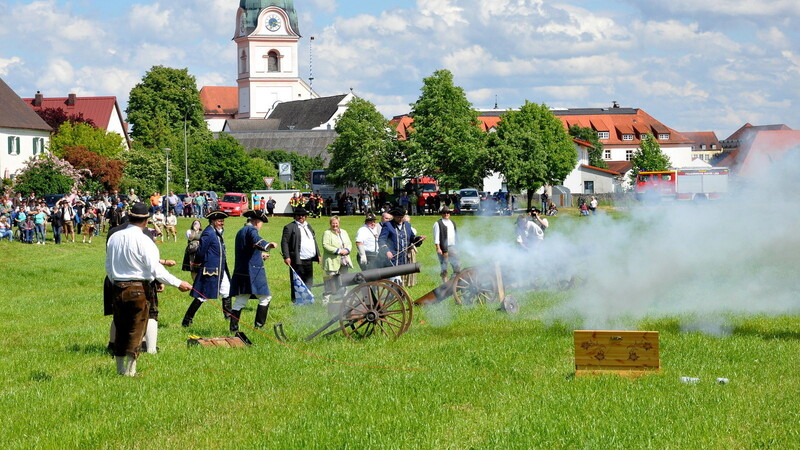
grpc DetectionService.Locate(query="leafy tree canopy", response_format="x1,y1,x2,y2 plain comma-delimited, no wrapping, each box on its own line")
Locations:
62,147,126,192
198,134,267,192
49,121,126,159
13,154,84,196
630,133,671,183
35,107,95,132
489,101,576,208
126,66,207,143
568,124,607,169
326,97,398,192
120,143,167,196
407,69,488,190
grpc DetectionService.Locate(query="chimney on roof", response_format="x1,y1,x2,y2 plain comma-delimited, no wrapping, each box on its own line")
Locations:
33,91,43,106
67,93,76,106
612,101,620,108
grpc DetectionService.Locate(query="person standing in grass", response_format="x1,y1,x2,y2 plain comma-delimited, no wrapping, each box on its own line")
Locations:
183,210,232,327
182,219,203,280
165,210,178,242
433,206,460,283
280,207,320,305
321,215,352,304
229,210,277,332
106,202,191,376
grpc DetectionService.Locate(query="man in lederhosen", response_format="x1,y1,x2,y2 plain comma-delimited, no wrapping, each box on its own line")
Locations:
229,210,278,332
106,203,191,376
182,210,233,327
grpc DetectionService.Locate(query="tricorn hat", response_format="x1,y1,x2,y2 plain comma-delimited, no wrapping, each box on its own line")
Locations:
206,210,229,221
364,213,377,223
388,206,406,217
293,207,308,216
439,206,451,214
243,209,269,223
129,202,150,219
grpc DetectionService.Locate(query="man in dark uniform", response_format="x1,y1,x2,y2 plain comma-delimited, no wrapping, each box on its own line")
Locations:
379,207,425,268
280,207,320,304
182,210,232,327
229,210,278,332
106,203,191,376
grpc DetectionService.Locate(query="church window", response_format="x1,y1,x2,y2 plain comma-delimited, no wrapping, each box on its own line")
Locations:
267,51,280,72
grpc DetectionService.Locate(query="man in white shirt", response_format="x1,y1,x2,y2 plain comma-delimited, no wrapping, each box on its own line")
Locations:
106,203,191,376
355,214,382,270
280,207,320,304
433,206,461,282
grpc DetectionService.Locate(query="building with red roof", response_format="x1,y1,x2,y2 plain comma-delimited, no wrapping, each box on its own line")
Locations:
723,129,800,177
681,131,722,163
200,86,239,132
0,78,52,179
23,91,131,150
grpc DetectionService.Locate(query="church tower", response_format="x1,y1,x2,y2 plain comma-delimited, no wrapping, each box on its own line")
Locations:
234,0,317,119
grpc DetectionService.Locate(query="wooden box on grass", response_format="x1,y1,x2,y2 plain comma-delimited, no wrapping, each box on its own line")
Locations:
188,336,247,348
574,330,660,377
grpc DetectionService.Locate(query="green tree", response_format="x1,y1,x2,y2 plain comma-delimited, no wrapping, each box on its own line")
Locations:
568,124,607,169
62,147,126,192
120,143,167,196
630,134,671,183
325,97,398,195
489,101,577,209
406,69,487,190
13,154,83,195
49,122,125,158
126,66,206,143
198,134,266,192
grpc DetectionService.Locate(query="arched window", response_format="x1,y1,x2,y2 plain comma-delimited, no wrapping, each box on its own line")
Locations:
267,51,280,72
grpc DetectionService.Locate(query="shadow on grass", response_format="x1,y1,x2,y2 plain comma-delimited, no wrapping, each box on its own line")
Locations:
65,343,109,355
732,325,800,341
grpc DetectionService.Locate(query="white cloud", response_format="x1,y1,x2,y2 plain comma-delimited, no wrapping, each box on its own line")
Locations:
634,0,800,17
131,43,186,68
632,20,740,54
783,51,800,75
0,57,22,76
309,0,338,15
39,58,75,87
757,27,789,48
417,0,467,28
129,3,171,33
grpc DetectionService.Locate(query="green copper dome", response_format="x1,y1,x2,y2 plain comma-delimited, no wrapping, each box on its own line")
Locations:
239,0,299,34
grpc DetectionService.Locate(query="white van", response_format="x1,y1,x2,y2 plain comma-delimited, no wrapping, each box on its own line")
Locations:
458,188,481,212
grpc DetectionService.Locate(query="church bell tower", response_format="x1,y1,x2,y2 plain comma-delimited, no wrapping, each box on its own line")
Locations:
234,0,317,119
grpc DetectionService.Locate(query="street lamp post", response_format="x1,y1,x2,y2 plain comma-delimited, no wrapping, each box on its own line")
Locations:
164,147,171,194
184,112,189,194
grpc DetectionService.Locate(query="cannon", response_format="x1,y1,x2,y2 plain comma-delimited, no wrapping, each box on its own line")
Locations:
274,263,420,342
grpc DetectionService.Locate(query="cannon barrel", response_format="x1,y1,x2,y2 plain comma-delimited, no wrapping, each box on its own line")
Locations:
339,263,420,287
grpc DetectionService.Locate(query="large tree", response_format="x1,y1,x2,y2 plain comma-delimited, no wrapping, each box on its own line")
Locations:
406,69,487,190
325,97,398,194
489,101,577,209
13,154,84,196
630,133,671,183
196,134,266,192
49,122,126,159
569,124,607,169
62,147,126,192
120,143,168,196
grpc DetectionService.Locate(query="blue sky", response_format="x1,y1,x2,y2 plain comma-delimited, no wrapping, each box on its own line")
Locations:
1,0,798,138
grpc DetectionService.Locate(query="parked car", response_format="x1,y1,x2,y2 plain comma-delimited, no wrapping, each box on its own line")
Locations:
458,188,481,213
219,192,249,216
194,191,219,211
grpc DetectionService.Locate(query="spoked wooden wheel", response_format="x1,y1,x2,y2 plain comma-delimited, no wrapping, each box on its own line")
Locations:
452,268,498,305
339,280,412,340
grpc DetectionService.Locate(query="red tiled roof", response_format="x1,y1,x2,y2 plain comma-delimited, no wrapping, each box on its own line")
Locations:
573,138,594,149
581,164,619,176
200,86,238,117
682,131,720,150
23,95,119,130
724,123,790,142
734,130,800,177
605,161,633,175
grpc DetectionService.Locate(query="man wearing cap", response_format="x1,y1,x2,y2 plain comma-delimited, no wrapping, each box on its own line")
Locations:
182,210,233,326
106,202,192,376
280,207,320,304
433,206,461,283
379,207,425,270
229,210,277,332
355,213,382,270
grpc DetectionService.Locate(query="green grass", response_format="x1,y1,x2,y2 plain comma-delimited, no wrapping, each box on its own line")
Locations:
0,211,798,448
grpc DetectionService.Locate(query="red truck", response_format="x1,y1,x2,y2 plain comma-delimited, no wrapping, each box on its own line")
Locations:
219,192,249,216
635,167,729,201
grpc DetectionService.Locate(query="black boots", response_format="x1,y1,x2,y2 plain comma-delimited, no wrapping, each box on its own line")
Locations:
254,304,270,329
229,309,242,333
222,297,232,320
182,299,203,327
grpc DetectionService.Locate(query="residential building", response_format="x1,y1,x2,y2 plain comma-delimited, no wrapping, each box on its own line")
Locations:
681,131,722,163
0,78,52,179
23,91,131,150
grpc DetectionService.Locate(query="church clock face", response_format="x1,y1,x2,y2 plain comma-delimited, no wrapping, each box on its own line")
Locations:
266,14,282,32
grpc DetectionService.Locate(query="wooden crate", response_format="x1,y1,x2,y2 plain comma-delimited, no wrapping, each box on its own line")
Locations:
574,330,660,376
187,335,248,348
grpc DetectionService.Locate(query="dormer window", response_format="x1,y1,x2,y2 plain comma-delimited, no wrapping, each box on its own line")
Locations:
658,133,670,140
597,131,610,140
622,134,634,141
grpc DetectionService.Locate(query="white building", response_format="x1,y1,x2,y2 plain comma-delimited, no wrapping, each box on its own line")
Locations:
0,78,52,179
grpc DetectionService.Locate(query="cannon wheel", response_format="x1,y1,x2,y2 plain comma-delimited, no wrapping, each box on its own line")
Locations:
339,280,413,340
452,268,499,306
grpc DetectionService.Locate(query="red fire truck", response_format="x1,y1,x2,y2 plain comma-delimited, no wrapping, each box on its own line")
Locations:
635,167,729,201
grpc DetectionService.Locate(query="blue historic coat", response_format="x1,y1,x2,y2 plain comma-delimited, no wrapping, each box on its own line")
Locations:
230,224,271,296
378,220,418,267
190,225,229,299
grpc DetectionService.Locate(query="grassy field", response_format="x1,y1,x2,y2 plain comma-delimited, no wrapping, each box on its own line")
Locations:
0,211,798,448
